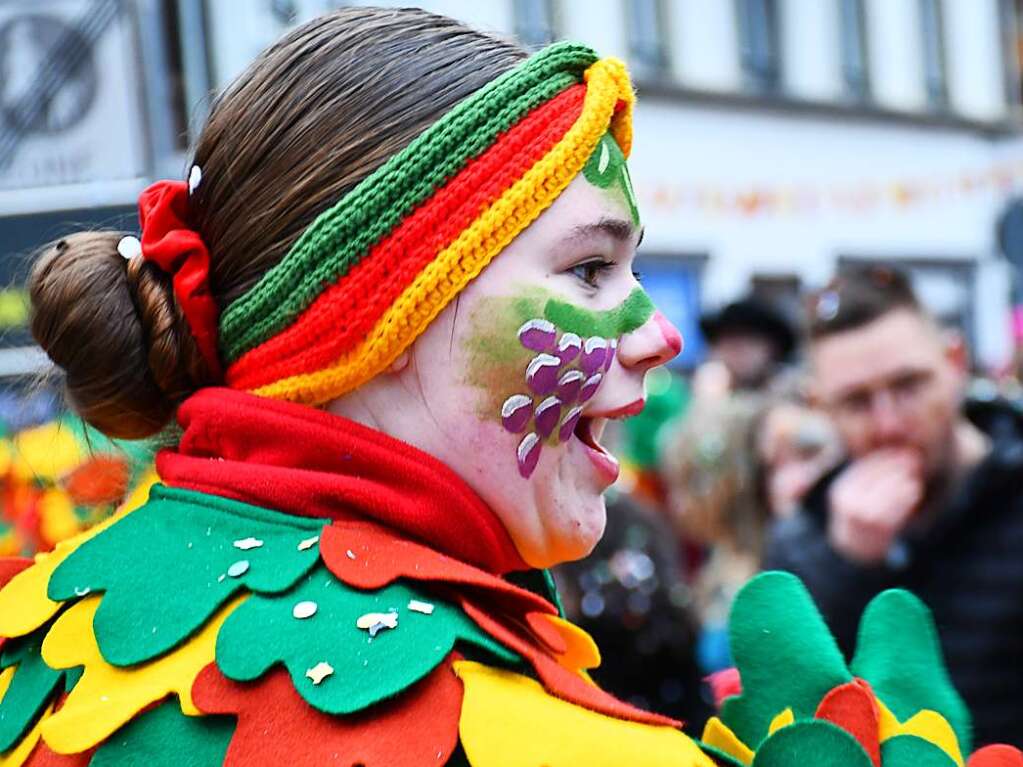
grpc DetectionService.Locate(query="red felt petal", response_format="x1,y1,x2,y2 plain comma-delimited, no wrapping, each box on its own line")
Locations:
320,521,556,619
22,742,93,767
968,745,1023,767
706,667,742,709
814,679,881,767
460,598,681,729
192,654,463,767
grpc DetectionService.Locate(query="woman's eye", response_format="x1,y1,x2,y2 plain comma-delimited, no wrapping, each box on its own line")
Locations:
570,259,614,288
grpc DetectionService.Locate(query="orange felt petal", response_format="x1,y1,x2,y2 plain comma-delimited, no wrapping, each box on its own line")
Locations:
191,654,463,767
814,679,881,767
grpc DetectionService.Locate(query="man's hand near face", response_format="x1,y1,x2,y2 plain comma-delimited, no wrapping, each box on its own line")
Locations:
827,448,924,565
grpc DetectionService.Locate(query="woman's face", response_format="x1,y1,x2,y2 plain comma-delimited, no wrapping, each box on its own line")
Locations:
333,144,681,568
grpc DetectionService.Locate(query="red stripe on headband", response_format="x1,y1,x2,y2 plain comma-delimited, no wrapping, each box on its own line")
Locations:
138,181,222,379
227,84,585,391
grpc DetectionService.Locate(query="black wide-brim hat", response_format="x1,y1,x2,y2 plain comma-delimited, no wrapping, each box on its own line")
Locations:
699,298,798,362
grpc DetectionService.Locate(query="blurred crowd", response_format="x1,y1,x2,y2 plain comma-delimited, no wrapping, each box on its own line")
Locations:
554,264,1023,747
1,263,1021,745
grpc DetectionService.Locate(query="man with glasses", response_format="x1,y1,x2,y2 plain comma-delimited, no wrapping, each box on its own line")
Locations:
765,266,1023,747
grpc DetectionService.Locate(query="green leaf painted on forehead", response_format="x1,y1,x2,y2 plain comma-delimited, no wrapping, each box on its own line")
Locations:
543,287,654,338
582,133,640,225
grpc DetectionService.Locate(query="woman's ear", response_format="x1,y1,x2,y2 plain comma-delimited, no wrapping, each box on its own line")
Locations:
387,351,410,374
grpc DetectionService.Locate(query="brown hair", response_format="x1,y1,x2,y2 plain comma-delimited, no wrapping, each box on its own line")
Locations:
806,264,922,342
29,8,526,439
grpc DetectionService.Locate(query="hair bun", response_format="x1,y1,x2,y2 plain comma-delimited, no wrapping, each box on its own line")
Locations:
29,231,205,439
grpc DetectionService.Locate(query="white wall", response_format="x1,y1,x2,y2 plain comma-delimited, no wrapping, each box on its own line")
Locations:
780,0,843,101
559,0,628,61
866,0,928,111
944,0,1009,122
668,0,743,91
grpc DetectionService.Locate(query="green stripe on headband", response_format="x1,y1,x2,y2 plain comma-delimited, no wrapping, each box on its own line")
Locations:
220,42,599,363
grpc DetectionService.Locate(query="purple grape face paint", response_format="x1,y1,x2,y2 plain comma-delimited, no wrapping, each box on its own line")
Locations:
464,287,654,479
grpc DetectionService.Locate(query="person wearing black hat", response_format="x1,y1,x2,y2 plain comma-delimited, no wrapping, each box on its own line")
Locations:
698,297,797,391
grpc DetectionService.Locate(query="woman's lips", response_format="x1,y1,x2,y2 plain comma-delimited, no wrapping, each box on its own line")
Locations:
574,416,620,484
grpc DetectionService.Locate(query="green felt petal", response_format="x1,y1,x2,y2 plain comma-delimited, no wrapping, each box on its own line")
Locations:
215,566,519,715
0,628,64,751
89,699,234,767
851,589,971,753
720,572,851,749
879,735,958,767
751,721,873,767
48,485,326,667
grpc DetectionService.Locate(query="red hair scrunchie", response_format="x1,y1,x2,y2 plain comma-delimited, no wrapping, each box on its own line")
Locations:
136,179,222,380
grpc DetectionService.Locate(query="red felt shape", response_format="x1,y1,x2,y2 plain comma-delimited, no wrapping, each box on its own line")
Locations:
22,741,94,767
969,745,1023,767
137,181,221,378
814,678,881,767
460,598,681,729
158,388,526,574
192,655,463,767
320,521,559,649
706,668,742,709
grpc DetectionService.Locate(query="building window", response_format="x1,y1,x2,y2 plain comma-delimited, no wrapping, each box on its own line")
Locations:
838,0,870,101
736,0,781,93
919,0,947,109
513,0,556,50
626,0,669,80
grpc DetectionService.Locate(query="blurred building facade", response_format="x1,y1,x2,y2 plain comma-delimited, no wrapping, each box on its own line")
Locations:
1,0,1021,373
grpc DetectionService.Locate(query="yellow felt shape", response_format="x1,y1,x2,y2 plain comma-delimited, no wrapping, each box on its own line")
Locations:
39,594,243,754
455,661,715,767
0,503,136,640
0,666,13,702
0,702,52,767
877,699,963,766
701,716,754,766
768,707,795,735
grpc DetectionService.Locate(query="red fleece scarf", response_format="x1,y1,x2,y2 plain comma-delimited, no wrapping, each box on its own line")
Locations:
156,388,527,574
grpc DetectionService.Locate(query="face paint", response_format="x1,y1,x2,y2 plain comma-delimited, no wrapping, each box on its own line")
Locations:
463,287,654,479
582,133,640,226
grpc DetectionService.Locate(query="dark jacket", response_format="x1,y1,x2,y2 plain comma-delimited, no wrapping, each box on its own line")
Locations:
764,400,1023,747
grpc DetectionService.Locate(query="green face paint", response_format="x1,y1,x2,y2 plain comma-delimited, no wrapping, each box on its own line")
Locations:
543,286,654,339
462,286,655,478
582,133,640,226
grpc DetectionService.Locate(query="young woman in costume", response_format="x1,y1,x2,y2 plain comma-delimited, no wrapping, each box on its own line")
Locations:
1,8,1019,767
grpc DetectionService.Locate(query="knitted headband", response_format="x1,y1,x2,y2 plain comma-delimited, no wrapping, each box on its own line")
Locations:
219,42,635,406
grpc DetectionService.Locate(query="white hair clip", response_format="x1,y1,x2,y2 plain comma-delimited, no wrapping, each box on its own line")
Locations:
117,236,142,261
816,290,840,322
188,165,203,195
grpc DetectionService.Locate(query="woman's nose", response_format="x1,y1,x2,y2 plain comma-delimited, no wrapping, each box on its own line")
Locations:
617,310,683,372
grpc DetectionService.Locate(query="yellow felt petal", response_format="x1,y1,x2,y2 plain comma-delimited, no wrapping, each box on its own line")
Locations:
0,666,14,702
542,615,602,672
37,490,81,547
0,501,137,639
0,702,52,767
768,707,795,735
701,716,754,766
876,698,963,766
455,661,714,767
39,594,243,754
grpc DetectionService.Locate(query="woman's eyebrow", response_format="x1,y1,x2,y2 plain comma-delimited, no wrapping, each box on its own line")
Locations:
566,217,642,245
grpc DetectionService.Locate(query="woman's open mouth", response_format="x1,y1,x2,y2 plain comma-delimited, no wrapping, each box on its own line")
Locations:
574,416,620,484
